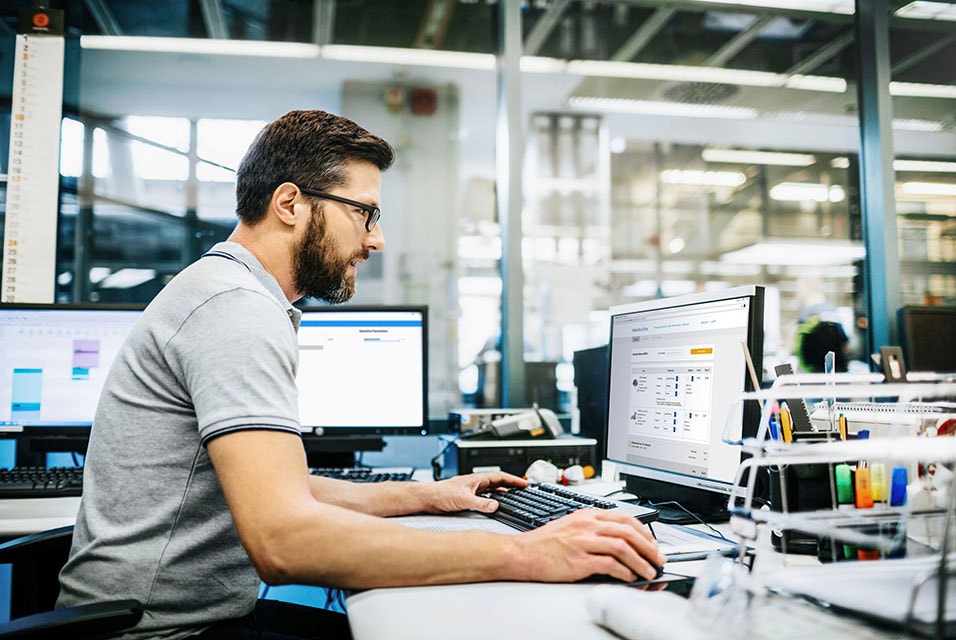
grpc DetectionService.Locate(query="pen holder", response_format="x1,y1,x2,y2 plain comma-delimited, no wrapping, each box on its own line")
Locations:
768,462,836,555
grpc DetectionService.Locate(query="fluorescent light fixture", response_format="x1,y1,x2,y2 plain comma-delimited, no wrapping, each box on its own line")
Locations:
702,148,816,166
784,74,847,93
769,182,845,202
899,181,956,196
99,268,158,289
80,36,320,58
321,44,494,69
521,56,567,73
890,81,956,99
896,1,956,20
567,59,782,87
569,96,758,119
893,118,945,132
895,160,956,173
687,0,854,14
660,169,747,187
831,157,851,169
721,240,866,266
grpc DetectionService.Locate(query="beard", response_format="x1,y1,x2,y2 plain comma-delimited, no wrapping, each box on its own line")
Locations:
293,204,369,303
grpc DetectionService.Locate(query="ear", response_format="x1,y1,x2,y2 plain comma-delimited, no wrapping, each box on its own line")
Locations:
271,182,301,228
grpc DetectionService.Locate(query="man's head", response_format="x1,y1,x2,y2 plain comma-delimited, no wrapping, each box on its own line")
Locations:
236,110,394,223
235,110,394,303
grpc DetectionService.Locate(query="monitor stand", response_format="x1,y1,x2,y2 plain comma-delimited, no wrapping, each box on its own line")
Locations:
301,434,386,468
624,475,731,525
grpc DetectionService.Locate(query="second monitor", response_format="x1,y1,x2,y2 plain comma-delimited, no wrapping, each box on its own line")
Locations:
605,285,765,523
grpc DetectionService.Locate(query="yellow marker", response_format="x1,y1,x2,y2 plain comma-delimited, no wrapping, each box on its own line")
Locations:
838,414,847,441
871,463,887,502
780,406,793,443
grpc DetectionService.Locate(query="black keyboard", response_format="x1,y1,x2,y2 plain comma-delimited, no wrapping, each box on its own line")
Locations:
480,483,658,531
309,467,414,483
0,466,84,499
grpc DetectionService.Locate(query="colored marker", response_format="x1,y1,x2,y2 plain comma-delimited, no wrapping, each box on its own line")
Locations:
780,406,793,444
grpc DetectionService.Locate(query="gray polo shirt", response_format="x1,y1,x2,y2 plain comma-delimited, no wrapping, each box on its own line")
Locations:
58,242,303,639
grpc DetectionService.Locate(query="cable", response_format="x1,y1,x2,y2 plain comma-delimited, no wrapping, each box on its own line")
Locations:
643,500,734,543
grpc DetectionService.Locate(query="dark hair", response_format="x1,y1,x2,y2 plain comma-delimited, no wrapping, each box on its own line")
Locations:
235,110,395,224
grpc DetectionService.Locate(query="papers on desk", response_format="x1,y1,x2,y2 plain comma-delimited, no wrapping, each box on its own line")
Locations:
395,512,519,535
652,522,740,561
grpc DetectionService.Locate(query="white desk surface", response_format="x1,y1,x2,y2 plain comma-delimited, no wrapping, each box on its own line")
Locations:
0,497,80,537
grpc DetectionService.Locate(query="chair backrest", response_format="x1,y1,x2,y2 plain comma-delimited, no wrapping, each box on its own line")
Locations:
0,525,142,639
0,526,74,619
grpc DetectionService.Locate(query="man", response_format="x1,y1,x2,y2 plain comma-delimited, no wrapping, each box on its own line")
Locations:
57,110,664,639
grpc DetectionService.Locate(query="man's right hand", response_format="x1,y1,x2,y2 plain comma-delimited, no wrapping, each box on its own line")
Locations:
511,509,667,583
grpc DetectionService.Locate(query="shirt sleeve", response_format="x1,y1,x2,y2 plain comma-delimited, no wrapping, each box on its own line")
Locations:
163,288,302,445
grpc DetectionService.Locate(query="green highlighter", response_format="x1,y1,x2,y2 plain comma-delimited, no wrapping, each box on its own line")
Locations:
835,464,854,504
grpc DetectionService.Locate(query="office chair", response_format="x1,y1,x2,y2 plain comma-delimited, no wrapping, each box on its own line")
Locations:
0,525,142,639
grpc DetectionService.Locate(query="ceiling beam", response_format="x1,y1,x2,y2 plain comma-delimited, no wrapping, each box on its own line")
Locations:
414,0,457,50
892,32,956,75
312,0,336,46
611,6,676,62
703,14,773,67
524,0,572,56
83,0,123,36
199,0,229,39
785,31,854,76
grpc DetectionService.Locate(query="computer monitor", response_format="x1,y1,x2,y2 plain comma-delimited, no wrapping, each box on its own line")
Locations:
605,285,765,523
295,306,428,463
0,303,145,462
898,305,956,373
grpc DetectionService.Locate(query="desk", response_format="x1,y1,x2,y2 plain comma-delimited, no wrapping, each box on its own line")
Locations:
0,497,79,538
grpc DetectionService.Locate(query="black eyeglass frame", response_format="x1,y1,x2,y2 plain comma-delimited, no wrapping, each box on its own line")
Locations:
298,186,381,232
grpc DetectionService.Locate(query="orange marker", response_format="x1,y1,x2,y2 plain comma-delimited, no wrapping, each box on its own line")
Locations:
855,466,874,509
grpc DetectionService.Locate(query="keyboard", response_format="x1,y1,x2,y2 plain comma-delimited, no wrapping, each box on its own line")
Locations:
480,483,658,532
309,467,414,483
0,466,84,499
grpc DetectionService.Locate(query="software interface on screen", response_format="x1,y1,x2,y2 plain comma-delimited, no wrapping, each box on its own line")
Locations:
296,308,426,431
606,291,756,492
0,307,143,428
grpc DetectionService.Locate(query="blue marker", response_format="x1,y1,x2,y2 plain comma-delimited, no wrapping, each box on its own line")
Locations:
890,466,908,506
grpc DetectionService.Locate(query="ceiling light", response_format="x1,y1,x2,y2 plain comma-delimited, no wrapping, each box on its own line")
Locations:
688,0,855,14
80,36,320,58
569,96,758,120
784,75,847,93
566,59,782,87
831,157,851,169
895,160,956,173
896,1,956,20
668,238,686,254
769,182,845,202
521,56,567,73
892,119,944,132
321,45,494,69
721,240,865,266
890,81,956,99
660,169,747,187
899,181,956,196
702,148,816,166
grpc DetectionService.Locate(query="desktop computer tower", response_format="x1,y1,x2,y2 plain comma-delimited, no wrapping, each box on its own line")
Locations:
572,345,609,462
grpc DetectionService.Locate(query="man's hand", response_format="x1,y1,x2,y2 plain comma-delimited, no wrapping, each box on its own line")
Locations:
512,509,666,583
422,471,528,514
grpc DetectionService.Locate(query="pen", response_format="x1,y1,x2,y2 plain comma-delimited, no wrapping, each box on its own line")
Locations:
780,406,793,444
838,413,847,441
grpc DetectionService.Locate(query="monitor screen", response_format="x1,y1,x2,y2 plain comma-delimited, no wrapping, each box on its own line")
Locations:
898,305,956,374
296,306,428,436
0,303,145,432
605,286,764,521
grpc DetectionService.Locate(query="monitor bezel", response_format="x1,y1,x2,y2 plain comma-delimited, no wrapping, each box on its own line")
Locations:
294,304,430,437
0,302,147,442
898,305,956,374
604,285,765,498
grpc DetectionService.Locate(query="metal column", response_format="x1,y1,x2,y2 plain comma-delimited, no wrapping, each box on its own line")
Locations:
855,0,901,352
496,0,526,408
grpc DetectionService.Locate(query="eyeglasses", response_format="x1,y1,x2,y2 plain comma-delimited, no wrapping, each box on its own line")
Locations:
298,186,381,232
